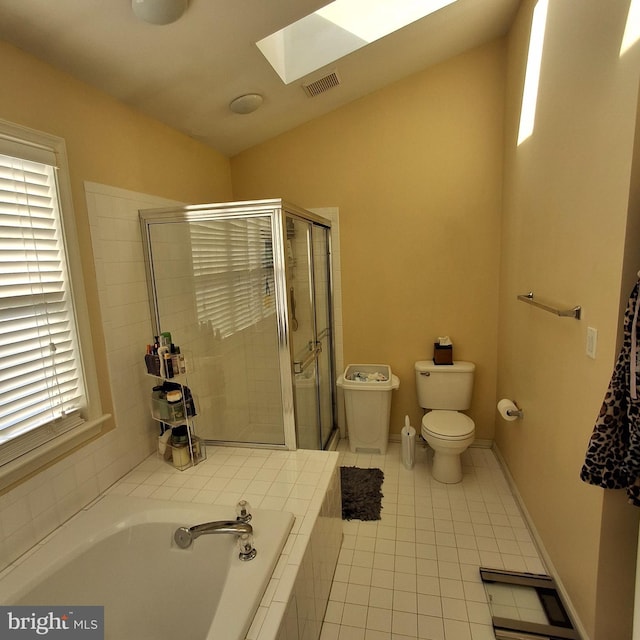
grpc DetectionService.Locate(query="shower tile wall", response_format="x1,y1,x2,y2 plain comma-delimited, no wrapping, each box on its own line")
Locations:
247,319,284,441
86,182,174,460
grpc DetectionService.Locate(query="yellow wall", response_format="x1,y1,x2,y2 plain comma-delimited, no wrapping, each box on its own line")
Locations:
231,40,506,439
499,1,640,638
0,40,233,438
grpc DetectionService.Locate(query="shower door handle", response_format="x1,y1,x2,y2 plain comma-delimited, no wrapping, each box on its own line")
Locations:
289,287,299,331
293,343,322,374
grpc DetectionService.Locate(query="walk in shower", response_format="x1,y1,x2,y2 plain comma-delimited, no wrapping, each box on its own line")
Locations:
140,199,337,450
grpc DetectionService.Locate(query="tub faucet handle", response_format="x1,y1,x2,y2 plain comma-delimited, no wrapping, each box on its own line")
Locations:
236,499,252,522
238,532,257,561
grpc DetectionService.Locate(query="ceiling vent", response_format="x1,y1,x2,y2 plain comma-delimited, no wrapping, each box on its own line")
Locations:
302,71,341,97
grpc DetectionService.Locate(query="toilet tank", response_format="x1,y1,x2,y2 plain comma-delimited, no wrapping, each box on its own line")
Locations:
414,361,475,410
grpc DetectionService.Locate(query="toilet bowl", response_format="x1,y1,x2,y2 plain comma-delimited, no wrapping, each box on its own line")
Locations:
421,410,475,483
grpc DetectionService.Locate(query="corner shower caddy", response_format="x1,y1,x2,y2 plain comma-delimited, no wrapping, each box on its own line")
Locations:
148,363,206,471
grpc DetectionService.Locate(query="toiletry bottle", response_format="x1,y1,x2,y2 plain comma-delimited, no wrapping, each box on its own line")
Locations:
176,346,186,374
170,344,181,377
171,441,191,468
182,385,197,417
163,351,174,378
158,345,171,378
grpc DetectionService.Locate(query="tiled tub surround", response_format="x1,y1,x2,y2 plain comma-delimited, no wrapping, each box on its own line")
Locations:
115,447,342,640
1,446,341,640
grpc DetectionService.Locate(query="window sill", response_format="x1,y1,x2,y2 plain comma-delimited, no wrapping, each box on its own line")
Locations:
0,414,112,493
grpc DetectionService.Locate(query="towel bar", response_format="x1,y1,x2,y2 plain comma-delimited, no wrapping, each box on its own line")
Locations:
517,292,581,319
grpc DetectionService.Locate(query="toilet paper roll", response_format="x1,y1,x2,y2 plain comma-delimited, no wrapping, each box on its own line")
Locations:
498,398,519,421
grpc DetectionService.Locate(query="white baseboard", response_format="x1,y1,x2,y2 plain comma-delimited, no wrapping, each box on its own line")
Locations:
491,443,590,640
470,438,493,448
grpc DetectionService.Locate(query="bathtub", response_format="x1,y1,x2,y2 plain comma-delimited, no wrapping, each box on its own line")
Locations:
0,494,294,640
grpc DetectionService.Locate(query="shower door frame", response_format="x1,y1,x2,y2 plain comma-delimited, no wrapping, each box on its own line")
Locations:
139,198,336,451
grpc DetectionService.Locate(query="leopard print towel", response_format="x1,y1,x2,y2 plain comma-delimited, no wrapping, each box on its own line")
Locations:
580,279,640,506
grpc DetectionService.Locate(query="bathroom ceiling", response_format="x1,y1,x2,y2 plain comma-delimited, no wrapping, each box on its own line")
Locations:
0,0,520,156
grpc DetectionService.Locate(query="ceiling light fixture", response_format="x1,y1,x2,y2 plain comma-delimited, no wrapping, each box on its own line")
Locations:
132,0,188,25
229,94,264,115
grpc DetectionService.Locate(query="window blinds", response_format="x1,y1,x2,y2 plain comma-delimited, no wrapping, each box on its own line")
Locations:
0,150,84,464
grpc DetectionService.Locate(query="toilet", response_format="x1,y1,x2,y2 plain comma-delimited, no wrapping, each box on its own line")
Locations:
414,360,475,483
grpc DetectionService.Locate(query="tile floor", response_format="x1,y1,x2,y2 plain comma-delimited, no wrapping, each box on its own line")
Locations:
320,439,547,640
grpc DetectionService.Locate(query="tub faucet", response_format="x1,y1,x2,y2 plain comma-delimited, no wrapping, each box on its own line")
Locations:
173,520,257,560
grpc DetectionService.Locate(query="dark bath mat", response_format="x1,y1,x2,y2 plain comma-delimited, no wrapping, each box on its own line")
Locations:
340,466,384,521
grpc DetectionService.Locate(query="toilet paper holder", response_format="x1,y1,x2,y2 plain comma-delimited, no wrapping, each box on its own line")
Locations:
506,404,524,418
497,398,524,420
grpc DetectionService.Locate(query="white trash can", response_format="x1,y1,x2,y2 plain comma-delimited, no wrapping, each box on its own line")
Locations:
337,364,400,454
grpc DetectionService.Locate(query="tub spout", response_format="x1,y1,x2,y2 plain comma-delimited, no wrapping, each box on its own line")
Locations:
174,520,257,560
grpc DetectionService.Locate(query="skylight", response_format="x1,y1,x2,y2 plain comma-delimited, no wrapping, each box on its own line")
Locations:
517,0,549,145
620,0,640,56
257,0,458,85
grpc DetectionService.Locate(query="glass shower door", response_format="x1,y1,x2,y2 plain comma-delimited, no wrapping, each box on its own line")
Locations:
288,217,319,449
146,212,286,446
287,216,335,449
312,224,334,449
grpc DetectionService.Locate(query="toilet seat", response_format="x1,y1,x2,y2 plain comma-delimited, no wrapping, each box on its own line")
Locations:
422,410,474,440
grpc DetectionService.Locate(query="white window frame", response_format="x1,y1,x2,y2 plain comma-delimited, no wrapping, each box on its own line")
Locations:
0,119,109,490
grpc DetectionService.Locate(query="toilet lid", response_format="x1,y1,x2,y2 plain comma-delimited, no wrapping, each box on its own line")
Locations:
422,410,474,438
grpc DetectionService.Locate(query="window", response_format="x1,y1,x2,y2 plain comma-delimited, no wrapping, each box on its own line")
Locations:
0,121,106,484
517,0,549,146
620,0,640,57
256,0,458,84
